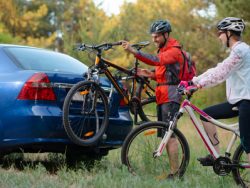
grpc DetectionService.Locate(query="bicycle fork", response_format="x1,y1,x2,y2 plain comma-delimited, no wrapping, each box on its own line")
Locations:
153,111,183,158
81,86,100,132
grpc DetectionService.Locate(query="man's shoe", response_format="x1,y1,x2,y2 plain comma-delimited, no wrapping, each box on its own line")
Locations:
197,154,215,166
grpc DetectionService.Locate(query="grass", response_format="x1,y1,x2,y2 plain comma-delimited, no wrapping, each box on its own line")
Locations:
0,115,243,188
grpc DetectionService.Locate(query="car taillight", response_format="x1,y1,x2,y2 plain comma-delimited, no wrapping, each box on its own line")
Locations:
119,98,127,106
119,83,129,107
17,73,56,101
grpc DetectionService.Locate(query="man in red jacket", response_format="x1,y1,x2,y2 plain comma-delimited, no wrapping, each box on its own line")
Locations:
121,20,184,179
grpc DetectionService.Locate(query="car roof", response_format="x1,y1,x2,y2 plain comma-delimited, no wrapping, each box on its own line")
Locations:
0,44,88,75
0,44,54,52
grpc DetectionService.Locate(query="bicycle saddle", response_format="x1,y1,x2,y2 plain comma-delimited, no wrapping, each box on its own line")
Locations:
132,41,150,50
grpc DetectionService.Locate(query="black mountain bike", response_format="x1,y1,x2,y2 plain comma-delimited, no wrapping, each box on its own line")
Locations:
63,41,156,146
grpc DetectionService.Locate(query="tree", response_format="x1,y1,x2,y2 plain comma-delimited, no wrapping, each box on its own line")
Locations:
92,0,228,105
0,0,56,47
214,0,250,41
62,0,109,64
95,0,222,73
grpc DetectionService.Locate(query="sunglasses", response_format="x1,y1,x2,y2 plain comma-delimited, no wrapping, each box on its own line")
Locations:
217,31,225,37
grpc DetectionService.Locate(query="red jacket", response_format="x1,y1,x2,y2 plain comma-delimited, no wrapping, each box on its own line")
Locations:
135,38,184,104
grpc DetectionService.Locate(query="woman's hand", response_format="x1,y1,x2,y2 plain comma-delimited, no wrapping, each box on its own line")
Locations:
179,81,191,88
178,80,200,95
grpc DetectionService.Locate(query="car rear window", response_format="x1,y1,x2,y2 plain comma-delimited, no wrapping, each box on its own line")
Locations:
4,47,88,74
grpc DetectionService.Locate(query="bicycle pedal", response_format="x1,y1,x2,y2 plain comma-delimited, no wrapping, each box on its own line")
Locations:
197,155,214,166
198,160,214,166
197,159,214,166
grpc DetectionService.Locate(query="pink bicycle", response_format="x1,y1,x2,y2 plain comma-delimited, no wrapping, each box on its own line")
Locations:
121,86,249,187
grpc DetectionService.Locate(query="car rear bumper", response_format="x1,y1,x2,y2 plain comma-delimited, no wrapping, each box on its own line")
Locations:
0,104,133,153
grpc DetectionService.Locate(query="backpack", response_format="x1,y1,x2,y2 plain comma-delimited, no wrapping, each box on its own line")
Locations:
180,50,196,81
165,48,196,85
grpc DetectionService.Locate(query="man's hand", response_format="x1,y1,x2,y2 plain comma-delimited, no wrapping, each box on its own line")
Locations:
137,68,155,78
121,40,137,55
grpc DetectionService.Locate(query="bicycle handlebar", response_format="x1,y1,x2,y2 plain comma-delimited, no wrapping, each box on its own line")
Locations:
177,85,198,97
78,42,122,52
78,41,150,52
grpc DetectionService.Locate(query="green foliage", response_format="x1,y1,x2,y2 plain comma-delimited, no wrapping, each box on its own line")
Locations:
0,3,247,186
69,0,227,85
191,84,226,109
1,0,249,105
0,32,17,43
61,0,109,64
0,122,240,188
214,0,250,42
87,0,229,105
0,0,56,47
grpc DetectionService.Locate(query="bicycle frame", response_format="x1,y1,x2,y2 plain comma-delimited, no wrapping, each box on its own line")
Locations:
154,98,240,160
94,55,155,105
80,41,155,124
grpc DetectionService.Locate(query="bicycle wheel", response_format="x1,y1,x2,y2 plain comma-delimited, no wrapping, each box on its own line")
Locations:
63,81,109,146
121,121,190,178
232,144,250,187
138,96,157,122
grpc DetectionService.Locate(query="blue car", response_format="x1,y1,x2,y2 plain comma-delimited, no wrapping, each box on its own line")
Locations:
0,44,133,162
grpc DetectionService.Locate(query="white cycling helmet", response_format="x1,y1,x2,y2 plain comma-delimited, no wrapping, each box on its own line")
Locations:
217,17,245,33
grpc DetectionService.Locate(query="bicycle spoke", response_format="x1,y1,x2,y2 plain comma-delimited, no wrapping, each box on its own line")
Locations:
232,145,250,187
122,123,189,178
139,97,157,122
63,81,109,146
69,114,92,138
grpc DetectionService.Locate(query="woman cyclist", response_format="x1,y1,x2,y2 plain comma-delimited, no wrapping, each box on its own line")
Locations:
180,17,250,164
